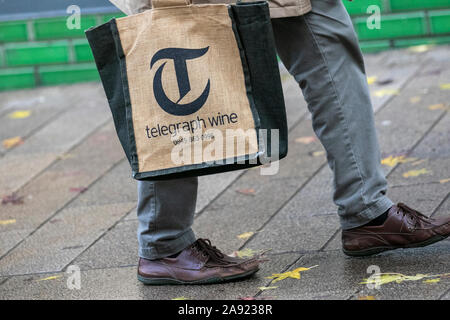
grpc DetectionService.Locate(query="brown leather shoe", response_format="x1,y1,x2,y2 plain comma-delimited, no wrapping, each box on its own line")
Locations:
342,203,450,257
137,238,262,285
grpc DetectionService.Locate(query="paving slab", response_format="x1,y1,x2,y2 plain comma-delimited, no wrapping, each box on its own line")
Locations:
0,202,135,276
1,47,449,300
65,160,136,209
0,85,111,196
0,253,298,300
0,85,86,155
0,85,85,117
433,194,450,219
441,290,450,300
387,112,450,186
0,122,125,257
258,242,450,300
73,219,139,270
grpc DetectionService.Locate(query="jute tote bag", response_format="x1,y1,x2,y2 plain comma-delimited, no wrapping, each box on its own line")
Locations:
86,0,287,180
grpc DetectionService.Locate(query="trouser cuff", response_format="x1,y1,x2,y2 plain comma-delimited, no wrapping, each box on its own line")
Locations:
340,197,394,230
138,230,197,260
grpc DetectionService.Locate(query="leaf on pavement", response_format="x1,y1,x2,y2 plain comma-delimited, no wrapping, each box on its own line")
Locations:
236,188,256,196
310,150,325,157
358,296,376,300
402,168,431,178
439,178,450,184
381,155,416,167
408,45,431,53
360,273,446,286
57,153,74,160
238,296,257,300
231,248,258,258
237,231,255,240
367,76,377,85
2,136,24,149
0,219,16,226
373,89,399,97
409,96,421,104
69,187,88,193
295,136,317,144
258,286,278,291
423,278,440,284
8,110,31,119
238,296,274,300
428,103,448,111
36,275,63,281
2,193,24,205
266,265,318,284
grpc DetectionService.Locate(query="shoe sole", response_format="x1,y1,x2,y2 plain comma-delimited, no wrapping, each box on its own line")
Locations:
137,268,259,285
342,233,449,257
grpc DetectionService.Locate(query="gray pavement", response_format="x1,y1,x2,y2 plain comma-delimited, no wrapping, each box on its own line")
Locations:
0,46,449,300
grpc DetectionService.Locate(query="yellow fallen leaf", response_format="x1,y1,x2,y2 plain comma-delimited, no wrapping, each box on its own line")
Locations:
236,188,256,196
2,136,24,149
232,248,258,258
57,153,74,160
409,96,421,103
428,103,448,111
423,278,440,284
311,151,325,157
258,286,278,291
295,136,317,144
0,219,16,226
381,155,416,167
402,168,431,178
439,178,450,184
172,296,189,300
36,275,63,281
237,231,254,240
266,265,318,284
373,89,399,97
8,110,31,119
408,45,431,53
358,296,376,300
360,273,429,286
439,83,450,90
367,76,377,85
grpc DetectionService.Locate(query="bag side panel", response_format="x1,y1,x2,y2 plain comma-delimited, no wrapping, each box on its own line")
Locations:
230,2,288,160
85,22,134,167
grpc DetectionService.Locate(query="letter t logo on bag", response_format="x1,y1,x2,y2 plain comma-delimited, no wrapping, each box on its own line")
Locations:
150,47,210,116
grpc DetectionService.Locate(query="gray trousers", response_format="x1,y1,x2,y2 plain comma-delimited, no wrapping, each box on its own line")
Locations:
137,0,394,260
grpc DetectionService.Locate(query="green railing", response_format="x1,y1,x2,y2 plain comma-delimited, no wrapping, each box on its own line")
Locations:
0,0,449,91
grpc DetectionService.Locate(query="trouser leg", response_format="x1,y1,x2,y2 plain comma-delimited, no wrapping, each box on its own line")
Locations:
137,177,198,260
271,0,393,229
117,1,198,261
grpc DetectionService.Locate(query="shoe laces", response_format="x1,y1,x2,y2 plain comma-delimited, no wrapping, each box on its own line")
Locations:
192,238,228,265
397,202,430,228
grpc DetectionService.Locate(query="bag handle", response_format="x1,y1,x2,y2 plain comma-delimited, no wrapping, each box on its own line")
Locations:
151,0,192,9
